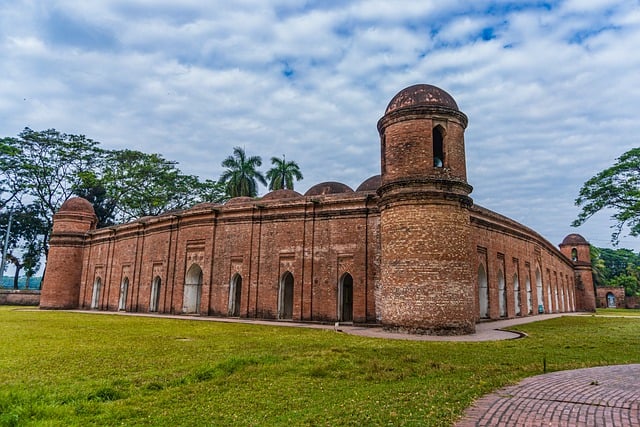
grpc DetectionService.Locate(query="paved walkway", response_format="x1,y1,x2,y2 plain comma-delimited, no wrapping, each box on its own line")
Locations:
456,364,640,427
74,309,573,341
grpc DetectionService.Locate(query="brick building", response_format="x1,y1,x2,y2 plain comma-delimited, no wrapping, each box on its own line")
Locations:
40,84,596,335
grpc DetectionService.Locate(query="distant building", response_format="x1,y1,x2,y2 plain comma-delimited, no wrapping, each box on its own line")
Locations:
40,84,596,335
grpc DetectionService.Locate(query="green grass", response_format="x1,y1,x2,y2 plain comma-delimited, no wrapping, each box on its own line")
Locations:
596,307,640,316
0,308,639,426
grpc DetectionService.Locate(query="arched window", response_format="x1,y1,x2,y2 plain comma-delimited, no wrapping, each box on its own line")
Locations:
228,273,243,317
183,264,203,314
433,126,445,168
279,272,294,320
150,276,161,312
118,277,129,311
513,274,521,316
571,248,578,262
91,277,102,310
498,269,507,317
339,273,353,322
478,264,489,319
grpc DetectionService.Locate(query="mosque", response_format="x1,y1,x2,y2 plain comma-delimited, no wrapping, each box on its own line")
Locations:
40,84,596,335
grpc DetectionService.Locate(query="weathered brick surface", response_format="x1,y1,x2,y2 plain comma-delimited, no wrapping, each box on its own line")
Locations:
41,84,595,334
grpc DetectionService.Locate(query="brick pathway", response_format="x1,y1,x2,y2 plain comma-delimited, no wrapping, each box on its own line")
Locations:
456,364,640,426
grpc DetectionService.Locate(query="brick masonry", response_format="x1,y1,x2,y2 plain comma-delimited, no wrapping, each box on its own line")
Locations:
40,84,596,334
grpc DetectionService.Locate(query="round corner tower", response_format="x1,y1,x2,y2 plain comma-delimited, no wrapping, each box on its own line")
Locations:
559,233,596,312
40,197,97,309
377,84,475,334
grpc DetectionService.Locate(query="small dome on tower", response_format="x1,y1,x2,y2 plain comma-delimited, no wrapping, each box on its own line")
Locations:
58,197,95,214
561,234,589,246
385,84,459,114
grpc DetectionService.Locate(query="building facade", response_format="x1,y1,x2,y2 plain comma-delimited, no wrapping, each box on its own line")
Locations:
40,84,596,335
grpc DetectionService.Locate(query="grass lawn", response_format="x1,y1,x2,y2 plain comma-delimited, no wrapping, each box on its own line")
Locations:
0,308,639,426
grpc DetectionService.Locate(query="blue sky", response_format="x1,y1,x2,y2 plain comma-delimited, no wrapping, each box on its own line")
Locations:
1,0,640,251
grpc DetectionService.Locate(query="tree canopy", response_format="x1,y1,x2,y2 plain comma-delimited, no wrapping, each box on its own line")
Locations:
266,155,303,191
219,147,267,198
573,147,640,243
590,246,640,297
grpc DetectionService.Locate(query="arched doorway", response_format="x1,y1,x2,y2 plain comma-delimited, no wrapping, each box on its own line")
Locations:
150,276,161,312
478,264,489,319
183,264,203,314
91,277,102,309
526,275,532,314
547,283,553,313
279,272,294,320
513,274,521,316
536,268,544,313
228,273,242,317
607,292,616,308
498,269,506,317
339,273,353,322
118,277,129,311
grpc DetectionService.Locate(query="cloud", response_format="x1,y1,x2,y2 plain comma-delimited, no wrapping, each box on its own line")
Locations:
1,0,640,252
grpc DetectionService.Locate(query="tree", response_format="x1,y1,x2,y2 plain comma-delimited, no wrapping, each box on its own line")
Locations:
5,128,102,257
0,204,47,288
0,138,24,211
573,147,640,243
219,147,266,197
266,155,303,191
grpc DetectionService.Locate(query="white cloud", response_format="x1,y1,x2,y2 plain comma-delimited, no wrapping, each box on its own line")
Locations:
1,0,640,252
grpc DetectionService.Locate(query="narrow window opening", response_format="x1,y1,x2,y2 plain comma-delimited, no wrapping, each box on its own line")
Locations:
571,248,578,262
433,126,444,168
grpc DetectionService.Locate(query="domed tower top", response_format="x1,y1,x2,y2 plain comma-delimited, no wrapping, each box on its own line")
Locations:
385,84,460,114
559,233,590,265
52,197,97,233
377,84,470,190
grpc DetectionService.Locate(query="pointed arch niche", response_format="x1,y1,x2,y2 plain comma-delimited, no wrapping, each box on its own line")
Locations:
228,273,243,317
338,273,354,322
183,264,203,314
279,272,294,320
478,264,489,319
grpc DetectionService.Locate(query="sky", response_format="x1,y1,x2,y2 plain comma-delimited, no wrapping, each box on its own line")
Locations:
1,0,640,252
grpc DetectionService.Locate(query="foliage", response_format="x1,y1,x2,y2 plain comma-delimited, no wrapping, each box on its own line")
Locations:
590,246,640,296
573,147,640,243
0,309,638,426
0,205,47,287
266,155,303,191
219,146,267,198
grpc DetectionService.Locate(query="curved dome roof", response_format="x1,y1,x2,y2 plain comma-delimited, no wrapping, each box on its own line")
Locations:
385,84,459,114
304,182,354,196
561,233,589,245
262,189,303,201
356,175,381,192
225,196,254,206
59,197,95,214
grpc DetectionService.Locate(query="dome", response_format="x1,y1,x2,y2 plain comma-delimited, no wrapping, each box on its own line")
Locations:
356,175,381,192
225,196,254,206
58,197,95,214
385,84,459,114
561,234,589,246
262,189,303,201
304,182,354,196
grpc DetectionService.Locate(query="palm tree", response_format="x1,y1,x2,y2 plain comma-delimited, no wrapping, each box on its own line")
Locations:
266,155,304,191
219,147,267,198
